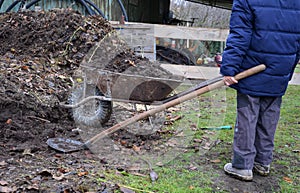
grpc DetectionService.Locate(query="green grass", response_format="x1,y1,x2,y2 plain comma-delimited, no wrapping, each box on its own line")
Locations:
95,85,300,193
99,164,215,193
275,85,300,192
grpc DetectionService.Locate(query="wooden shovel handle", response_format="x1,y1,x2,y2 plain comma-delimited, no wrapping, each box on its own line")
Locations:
86,64,266,146
234,64,266,81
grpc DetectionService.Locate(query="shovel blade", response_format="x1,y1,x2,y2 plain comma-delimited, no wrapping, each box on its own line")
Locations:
46,138,86,153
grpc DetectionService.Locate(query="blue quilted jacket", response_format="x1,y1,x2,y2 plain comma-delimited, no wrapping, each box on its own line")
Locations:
220,0,300,96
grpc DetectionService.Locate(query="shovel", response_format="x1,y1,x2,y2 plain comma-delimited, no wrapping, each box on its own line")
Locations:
47,64,266,153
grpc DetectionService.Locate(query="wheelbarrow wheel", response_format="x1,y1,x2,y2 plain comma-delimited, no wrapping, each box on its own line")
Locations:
69,84,112,127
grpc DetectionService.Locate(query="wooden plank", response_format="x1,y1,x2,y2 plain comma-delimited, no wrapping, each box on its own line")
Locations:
111,22,229,42
160,64,220,80
153,24,229,41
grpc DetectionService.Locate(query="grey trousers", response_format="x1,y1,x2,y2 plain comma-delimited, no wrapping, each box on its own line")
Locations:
232,92,282,170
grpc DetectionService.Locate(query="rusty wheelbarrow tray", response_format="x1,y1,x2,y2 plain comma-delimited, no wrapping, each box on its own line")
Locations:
93,68,184,103
50,64,266,153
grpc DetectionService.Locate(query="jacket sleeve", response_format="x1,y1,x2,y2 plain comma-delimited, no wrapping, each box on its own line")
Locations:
220,0,254,76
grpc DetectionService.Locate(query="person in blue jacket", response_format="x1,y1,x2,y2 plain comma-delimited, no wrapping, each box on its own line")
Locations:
220,0,300,181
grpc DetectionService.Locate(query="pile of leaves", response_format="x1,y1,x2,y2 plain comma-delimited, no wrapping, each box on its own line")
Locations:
0,8,114,106
0,8,119,153
0,8,114,65
0,8,177,150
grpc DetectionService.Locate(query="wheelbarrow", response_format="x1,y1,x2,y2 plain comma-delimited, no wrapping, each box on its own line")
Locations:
65,65,185,127
49,65,266,153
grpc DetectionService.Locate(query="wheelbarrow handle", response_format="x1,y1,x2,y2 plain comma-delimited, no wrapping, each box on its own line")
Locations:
86,64,266,146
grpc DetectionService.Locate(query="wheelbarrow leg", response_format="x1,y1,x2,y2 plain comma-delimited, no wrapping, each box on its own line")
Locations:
144,104,155,128
133,103,155,129
133,103,137,112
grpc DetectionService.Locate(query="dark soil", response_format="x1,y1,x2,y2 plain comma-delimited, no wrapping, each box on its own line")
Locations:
0,8,287,193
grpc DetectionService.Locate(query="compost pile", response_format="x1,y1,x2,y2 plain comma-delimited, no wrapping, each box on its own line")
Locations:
0,7,171,147
0,8,116,151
